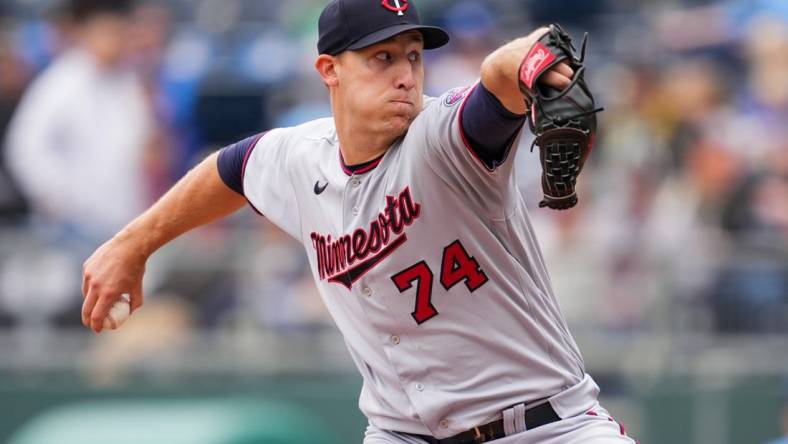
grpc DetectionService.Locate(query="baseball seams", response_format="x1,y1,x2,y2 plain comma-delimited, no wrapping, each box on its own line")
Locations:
103,293,131,330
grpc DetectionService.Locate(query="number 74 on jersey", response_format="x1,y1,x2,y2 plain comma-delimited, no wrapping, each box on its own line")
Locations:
391,240,489,324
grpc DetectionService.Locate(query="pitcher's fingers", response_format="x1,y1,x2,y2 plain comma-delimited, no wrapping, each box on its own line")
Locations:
81,269,90,300
130,284,143,314
90,293,116,333
82,287,98,328
554,61,574,78
540,70,572,90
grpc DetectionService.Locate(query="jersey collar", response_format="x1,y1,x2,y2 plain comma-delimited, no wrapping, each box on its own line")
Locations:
339,150,385,176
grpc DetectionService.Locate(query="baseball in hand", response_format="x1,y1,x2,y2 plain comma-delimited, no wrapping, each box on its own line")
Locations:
102,294,131,330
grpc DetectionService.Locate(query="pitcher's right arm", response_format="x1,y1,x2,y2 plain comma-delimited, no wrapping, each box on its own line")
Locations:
81,151,246,333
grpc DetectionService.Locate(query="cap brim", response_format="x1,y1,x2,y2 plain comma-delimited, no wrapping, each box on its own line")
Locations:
347,24,450,51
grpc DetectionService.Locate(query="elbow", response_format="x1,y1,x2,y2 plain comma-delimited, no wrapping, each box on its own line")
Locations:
481,48,519,95
480,52,506,88
479,49,528,115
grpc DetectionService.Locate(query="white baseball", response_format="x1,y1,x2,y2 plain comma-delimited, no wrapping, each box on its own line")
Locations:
102,294,131,330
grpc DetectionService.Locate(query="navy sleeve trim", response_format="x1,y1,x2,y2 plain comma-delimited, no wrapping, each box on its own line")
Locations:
217,132,266,196
459,82,526,171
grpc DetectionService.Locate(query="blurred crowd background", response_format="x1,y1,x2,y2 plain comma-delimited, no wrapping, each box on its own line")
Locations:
0,0,786,443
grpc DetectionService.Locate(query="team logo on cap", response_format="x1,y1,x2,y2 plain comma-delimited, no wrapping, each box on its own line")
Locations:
382,0,409,16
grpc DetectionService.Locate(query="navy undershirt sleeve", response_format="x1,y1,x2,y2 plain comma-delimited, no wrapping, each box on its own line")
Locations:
217,133,263,196
460,82,527,169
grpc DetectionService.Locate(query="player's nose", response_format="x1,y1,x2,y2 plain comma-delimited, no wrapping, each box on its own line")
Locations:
394,61,417,91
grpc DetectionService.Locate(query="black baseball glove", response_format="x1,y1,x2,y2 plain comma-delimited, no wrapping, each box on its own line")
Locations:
518,24,603,210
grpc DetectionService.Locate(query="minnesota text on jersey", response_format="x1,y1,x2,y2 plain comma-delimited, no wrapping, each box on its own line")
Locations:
310,186,421,289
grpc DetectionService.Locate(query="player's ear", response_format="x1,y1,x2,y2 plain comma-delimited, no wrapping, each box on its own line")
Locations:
315,54,340,88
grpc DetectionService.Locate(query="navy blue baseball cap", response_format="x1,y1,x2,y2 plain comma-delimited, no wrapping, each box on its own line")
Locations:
318,0,450,55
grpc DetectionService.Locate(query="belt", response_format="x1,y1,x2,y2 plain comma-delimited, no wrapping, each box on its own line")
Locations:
409,401,561,444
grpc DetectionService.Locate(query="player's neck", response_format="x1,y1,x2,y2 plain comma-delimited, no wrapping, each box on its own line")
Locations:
337,141,389,166
334,117,395,166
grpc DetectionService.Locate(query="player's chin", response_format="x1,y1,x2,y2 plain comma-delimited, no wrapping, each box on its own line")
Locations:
383,114,415,137
385,105,418,124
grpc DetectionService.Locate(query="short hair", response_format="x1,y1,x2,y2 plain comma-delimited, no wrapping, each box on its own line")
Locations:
68,0,135,23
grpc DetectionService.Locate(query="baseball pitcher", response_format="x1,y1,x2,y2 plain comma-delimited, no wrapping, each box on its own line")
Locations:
81,0,629,443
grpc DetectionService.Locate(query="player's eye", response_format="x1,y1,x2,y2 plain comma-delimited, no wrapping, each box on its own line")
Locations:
375,52,392,62
408,52,420,63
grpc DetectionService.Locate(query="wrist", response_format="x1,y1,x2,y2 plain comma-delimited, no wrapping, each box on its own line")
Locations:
114,220,159,261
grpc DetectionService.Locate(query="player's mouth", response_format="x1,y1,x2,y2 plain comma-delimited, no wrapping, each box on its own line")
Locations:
390,98,414,106
389,100,416,117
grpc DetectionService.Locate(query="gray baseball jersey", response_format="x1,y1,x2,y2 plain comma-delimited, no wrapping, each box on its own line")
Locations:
241,85,586,438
